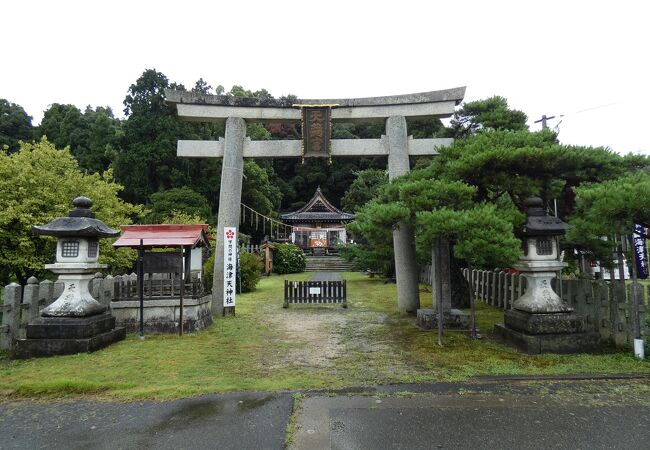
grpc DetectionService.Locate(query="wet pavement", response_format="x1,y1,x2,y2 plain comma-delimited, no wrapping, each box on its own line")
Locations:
0,392,293,450
2,379,649,450
290,391,650,450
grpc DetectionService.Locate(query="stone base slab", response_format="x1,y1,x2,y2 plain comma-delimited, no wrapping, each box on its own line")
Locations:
15,326,125,359
494,323,600,355
416,308,470,330
505,309,586,335
25,313,116,339
110,295,212,333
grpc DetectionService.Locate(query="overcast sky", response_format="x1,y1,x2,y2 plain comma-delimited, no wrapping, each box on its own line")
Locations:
1,0,648,154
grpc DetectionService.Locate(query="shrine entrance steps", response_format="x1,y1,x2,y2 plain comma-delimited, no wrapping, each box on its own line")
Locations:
305,256,356,272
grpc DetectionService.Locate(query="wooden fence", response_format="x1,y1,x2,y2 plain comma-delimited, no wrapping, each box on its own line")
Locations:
244,244,261,254
418,266,647,348
283,280,347,308
112,274,208,301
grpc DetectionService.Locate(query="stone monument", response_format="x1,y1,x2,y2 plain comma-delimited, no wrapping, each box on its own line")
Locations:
494,197,600,354
15,197,126,358
416,240,470,331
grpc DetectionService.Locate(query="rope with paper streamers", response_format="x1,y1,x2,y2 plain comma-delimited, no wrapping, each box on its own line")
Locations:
240,203,293,240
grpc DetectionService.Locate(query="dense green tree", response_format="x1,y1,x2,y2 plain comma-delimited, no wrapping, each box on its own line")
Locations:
192,78,213,95
568,171,650,338
406,117,446,139
80,106,123,173
241,160,282,214
341,169,388,212
0,138,144,284
0,99,33,152
38,103,87,154
447,96,528,138
341,200,406,277
115,69,285,242
343,121,639,285
116,69,184,202
430,128,636,215
145,187,213,224
417,202,521,341
36,103,122,173
272,155,387,211
115,69,225,205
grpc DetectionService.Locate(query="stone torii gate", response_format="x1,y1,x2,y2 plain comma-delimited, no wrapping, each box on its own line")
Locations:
165,87,466,316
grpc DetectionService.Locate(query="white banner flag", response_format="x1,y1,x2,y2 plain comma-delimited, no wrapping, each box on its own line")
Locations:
223,227,237,307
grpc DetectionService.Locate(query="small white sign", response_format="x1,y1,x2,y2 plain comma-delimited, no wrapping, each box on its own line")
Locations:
309,287,321,295
223,227,237,307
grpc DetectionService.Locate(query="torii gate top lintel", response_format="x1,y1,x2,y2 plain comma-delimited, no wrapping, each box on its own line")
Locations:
164,87,466,123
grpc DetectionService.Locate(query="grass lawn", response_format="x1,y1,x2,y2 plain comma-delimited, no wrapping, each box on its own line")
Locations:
0,272,648,401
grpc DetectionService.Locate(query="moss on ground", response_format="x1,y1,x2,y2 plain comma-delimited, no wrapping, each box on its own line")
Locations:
0,272,648,401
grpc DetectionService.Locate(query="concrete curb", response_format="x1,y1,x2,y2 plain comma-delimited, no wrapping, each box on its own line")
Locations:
296,374,650,397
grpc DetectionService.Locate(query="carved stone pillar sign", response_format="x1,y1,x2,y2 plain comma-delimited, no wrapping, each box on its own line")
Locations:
494,197,599,354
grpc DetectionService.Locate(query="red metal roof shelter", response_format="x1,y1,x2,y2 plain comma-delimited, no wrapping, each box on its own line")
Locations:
112,224,210,249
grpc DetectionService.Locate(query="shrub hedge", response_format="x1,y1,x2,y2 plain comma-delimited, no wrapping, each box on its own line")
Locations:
273,243,306,274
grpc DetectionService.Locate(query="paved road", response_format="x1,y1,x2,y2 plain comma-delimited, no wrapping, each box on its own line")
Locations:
2,379,649,450
290,379,650,450
0,392,293,450
291,393,649,450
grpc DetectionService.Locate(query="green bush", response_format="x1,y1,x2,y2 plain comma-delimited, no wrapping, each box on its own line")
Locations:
202,249,262,293
273,243,306,274
239,251,262,292
202,253,215,289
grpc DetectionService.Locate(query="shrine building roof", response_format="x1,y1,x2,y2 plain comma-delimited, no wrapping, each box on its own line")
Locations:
280,188,355,224
112,224,210,249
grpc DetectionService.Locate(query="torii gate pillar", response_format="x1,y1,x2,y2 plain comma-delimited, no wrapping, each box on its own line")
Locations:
387,116,420,314
213,117,245,315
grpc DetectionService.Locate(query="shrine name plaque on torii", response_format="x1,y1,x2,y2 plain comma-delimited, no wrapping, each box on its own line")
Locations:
166,87,466,316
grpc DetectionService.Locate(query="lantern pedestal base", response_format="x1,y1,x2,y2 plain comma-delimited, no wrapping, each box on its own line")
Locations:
494,310,600,355
14,313,125,359
416,308,470,330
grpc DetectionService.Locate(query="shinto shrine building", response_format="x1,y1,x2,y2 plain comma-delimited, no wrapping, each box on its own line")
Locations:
280,188,355,255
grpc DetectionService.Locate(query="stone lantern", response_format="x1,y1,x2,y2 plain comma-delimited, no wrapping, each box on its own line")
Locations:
16,196,126,358
513,196,570,314
494,197,600,354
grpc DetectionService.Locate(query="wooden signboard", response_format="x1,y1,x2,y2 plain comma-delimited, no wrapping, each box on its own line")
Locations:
301,106,332,160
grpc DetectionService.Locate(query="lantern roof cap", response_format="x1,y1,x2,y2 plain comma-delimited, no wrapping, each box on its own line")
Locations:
520,196,570,236
32,196,120,238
